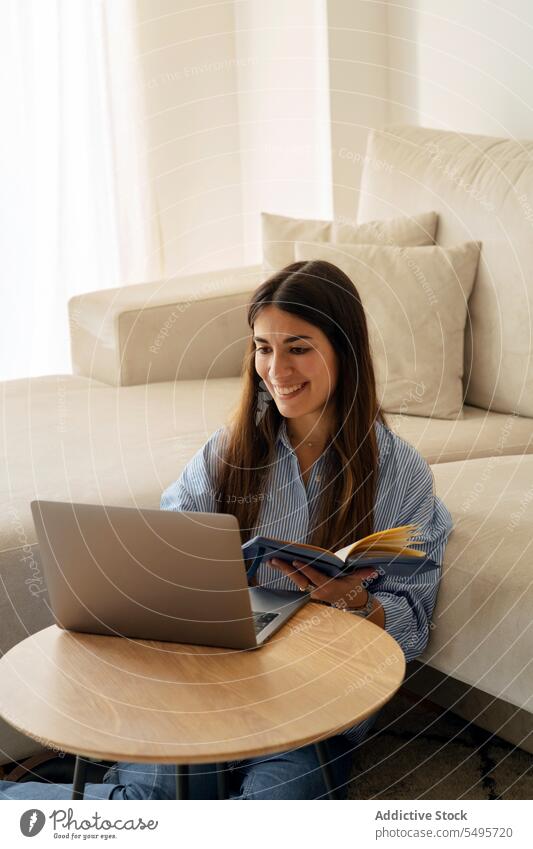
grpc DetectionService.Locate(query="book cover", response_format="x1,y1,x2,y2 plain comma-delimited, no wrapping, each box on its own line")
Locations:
242,525,438,581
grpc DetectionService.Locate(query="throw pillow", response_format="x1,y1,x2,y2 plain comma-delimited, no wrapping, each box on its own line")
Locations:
293,241,481,419
262,210,438,272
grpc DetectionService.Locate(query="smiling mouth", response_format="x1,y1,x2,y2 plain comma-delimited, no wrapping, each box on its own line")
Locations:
271,382,309,399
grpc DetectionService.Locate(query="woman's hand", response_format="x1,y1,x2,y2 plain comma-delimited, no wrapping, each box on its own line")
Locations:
266,557,379,610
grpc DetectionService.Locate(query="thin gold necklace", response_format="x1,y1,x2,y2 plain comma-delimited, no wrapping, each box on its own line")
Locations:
288,431,326,448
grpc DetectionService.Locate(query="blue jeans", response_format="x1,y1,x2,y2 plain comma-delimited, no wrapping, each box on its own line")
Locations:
0,736,354,800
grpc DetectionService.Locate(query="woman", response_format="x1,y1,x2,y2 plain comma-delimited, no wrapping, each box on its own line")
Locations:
1,260,452,800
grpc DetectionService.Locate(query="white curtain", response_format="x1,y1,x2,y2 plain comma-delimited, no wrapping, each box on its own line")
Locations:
0,0,160,381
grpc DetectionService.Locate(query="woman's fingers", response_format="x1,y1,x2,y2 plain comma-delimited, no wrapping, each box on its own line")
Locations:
291,561,328,588
266,558,314,591
267,557,303,575
265,558,381,597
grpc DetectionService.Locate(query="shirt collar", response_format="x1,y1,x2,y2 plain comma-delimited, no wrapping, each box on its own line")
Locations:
276,418,384,452
276,418,334,459
276,418,294,452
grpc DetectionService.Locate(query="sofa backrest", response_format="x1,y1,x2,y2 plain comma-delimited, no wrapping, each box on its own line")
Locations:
358,124,533,418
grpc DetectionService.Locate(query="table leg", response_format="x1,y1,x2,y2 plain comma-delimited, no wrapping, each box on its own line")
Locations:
72,756,88,800
315,742,337,800
216,763,229,799
175,764,189,800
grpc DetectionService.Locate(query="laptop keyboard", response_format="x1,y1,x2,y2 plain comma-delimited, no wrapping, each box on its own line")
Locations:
252,610,280,635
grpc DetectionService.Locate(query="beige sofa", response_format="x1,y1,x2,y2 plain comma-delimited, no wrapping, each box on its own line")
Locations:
1,124,532,765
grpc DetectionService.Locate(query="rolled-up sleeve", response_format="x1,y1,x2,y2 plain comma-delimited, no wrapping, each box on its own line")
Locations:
371,432,453,662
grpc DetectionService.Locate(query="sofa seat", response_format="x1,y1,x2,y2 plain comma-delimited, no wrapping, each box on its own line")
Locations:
426,453,533,711
3,375,533,553
1,375,241,551
386,406,533,464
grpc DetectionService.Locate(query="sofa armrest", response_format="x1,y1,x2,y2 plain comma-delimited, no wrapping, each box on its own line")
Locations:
68,265,263,385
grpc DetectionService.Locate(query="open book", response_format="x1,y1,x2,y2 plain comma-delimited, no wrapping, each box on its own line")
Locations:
243,524,435,581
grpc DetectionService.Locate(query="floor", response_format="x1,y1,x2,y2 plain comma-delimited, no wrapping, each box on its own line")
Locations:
346,690,532,800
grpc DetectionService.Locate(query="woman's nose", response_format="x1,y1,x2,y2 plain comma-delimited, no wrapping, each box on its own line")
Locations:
269,352,293,379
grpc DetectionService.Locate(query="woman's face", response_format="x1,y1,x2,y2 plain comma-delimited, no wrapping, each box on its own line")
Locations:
253,305,338,419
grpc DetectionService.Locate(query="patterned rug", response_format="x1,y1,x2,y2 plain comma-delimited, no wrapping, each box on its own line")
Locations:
346,689,533,800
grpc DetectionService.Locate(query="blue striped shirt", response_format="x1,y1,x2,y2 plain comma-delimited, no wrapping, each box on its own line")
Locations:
161,418,453,746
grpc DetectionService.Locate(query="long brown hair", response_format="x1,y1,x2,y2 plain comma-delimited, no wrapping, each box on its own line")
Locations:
214,260,385,549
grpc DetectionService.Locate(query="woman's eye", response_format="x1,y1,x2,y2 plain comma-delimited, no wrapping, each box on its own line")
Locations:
254,346,310,355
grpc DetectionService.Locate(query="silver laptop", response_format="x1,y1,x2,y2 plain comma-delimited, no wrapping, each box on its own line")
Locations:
30,500,309,649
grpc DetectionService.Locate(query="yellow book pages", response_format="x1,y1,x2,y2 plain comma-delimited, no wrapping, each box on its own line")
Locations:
334,524,422,562
351,545,426,559
354,524,419,544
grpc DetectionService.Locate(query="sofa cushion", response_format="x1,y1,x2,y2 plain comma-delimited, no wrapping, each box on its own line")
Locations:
428,454,533,710
262,210,437,271
294,241,481,419
0,376,242,553
358,124,533,418
1,374,105,396
386,406,533,464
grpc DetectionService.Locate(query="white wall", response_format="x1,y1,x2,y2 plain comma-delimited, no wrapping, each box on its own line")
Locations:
326,0,389,222
328,0,533,222
234,0,332,264
135,0,533,276
135,0,244,275
388,0,533,139
136,0,332,274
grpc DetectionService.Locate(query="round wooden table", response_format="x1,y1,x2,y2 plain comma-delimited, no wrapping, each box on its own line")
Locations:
0,604,405,799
